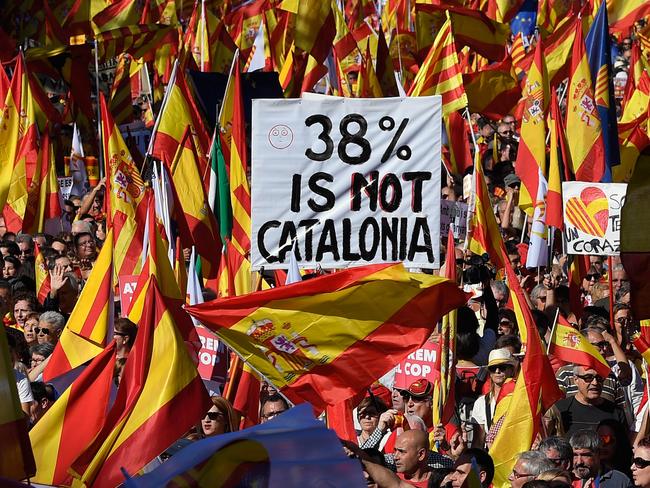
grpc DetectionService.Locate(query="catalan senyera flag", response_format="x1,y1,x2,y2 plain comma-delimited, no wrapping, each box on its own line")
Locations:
186,263,468,410
510,32,527,76
101,94,147,279
607,0,650,37
489,258,563,488
70,278,210,488
92,0,140,32
566,21,606,182
217,238,252,298
0,323,35,481
547,90,565,229
537,0,573,37
170,126,221,283
109,53,135,126
94,24,178,63
43,229,114,382
468,150,506,270
34,242,51,304
515,38,548,216
408,15,468,116
632,331,650,364
227,66,252,256
30,342,116,486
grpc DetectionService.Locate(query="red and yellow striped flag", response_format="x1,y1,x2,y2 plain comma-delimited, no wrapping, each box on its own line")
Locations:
0,323,35,481
226,66,252,256
607,0,650,37
108,53,135,127
468,151,506,269
547,90,566,229
151,67,210,182
515,38,548,216
27,128,61,234
566,21,606,182
185,0,237,74
510,32,527,76
186,263,469,410
549,315,611,377
43,229,114,381
94,24,178,63
70,279,210,488
30,342,116,486
489,257,563,487
34,242,51,304
101,94,147,279
408,15,468,116
92,0,140,32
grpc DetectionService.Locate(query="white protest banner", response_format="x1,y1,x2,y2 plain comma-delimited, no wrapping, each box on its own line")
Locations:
393,341,440,389
563,182,626,256
58,177,74,201
440,200,468,241
251,96,442,269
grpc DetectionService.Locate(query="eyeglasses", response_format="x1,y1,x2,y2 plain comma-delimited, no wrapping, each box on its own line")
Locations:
576,374,605,384
113,331,128,337
498,130,513,136
358,410,379,420
499,320,512,327
586,273,601,281
78,240,95,247
400,392,430,403
261,409,287,420
35,327,51,335
591,341,610,350
488,364,513,373
600,434,615,446
511,470,534,480
616,317,632,324
634,458,650,469
204,411,226,421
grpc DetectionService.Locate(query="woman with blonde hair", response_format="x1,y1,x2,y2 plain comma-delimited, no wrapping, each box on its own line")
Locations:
201,396,238,437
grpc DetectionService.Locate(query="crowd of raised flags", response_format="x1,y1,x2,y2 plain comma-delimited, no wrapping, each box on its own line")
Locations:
0,0,650,487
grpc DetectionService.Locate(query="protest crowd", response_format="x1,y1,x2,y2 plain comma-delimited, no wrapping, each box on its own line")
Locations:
1,0,650,487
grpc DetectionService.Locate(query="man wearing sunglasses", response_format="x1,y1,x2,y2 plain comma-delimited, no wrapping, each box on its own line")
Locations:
554,365,628,436
569,430,632,488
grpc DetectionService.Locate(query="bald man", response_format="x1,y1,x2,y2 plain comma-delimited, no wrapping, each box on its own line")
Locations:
393,430,432,487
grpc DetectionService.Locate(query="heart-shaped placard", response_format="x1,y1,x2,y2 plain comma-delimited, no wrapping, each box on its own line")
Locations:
565,186,609,237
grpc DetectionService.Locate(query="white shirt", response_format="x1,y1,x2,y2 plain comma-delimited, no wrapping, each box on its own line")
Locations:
14,369,33,404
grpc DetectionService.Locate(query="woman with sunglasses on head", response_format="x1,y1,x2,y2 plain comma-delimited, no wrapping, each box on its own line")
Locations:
201,396,238,437
356,396,388,446
598,419,633,478
632,437,650,488
470,348,517,448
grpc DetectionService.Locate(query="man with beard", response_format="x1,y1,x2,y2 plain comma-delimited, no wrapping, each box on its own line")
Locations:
569,430,632,488
554,365,627,436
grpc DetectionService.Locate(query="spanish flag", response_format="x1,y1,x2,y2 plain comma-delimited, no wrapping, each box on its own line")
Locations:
44,229,114,381
549,315,611,378
566,21,606,182
515,38,548,216
463,58,521,121
0,323,35,481
34,242,51,304
30,342,117,486
186,263,469,410
489,258,563,487
546,90,566,230
607,0,650,37
94,24,177,63
70,279,210,488
408,14,468,117
468,150,506,270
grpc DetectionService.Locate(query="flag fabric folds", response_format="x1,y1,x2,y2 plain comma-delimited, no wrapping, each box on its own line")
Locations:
123,404,366,487
187,263,468,410
408,15,468,116
549,315,611,378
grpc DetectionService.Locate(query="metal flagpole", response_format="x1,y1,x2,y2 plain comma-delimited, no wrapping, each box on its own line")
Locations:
93,39,104,179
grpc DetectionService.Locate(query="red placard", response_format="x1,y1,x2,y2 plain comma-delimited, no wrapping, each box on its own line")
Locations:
118,275,139,315
393,341,440,389
195,326,227,384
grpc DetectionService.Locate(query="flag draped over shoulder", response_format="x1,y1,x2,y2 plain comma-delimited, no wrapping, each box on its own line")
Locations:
186,263,468,410
489,258,563,488
30,342,117,486
549,315,611,377
408,15,468,116
0,324,35,481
